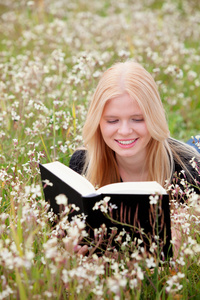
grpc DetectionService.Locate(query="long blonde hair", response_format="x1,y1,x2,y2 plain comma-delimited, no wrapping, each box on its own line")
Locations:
82,61,198,188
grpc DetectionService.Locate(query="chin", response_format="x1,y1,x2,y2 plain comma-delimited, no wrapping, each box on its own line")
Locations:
116,151,136,158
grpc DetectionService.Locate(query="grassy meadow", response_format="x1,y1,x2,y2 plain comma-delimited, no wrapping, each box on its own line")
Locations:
0,0,200,298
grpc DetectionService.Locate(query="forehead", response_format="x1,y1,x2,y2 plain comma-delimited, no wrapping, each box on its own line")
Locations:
102,93,142,116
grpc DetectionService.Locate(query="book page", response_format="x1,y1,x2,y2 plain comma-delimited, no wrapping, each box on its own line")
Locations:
43,162,96,196
97,181,167,195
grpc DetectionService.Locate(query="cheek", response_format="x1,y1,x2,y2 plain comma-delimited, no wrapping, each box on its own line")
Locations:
144,124,151,136
134,125,151,142
137,123,150,136
100,123,114,138
143,126,151,141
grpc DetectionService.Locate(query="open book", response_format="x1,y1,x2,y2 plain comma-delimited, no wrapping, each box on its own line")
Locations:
39,161,172,258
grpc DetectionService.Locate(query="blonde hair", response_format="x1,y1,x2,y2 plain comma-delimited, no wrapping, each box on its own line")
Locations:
82,61,199,188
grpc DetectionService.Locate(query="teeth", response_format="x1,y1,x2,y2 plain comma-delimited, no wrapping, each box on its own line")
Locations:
117,139,136,145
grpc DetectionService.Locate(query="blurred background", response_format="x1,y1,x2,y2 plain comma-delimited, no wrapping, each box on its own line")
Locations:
0,0,200,166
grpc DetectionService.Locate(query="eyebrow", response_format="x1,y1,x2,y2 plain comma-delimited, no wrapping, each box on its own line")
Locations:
103,114,143,118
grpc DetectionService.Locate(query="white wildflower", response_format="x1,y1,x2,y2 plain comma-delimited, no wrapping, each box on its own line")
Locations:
146,257,156,269
93,70,102,78
43,291,53,298
176,256,185,266
60,144,68,153
190,157,198,171
149,242,157,253
149,194,159,205
92,197,110,213
67,226,79,239
43,179,53,186
25,250,35,261
193,244,200,253
71,204,80,211
184,248,194,256
55,194,68,206
130,278,138,289
137,266,144,280
131,250,141,261
187,70,197,81
107,279,119,294
177,272,185,279
71,217,85,230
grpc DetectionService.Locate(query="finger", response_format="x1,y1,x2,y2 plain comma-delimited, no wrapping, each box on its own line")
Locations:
74,245,82,252
78,245,88,256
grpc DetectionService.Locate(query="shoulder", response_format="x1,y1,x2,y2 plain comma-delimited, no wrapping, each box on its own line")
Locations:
69,149,87,174
169,138,200,192
168,137,200,160
169,137,200,169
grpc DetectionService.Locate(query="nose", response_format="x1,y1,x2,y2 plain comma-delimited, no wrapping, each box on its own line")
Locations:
118,121,133,135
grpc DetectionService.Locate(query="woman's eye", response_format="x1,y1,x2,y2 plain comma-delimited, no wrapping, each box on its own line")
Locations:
107,120,118,124
132,119,144,122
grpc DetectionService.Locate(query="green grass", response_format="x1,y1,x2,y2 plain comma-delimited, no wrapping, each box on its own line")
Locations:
0,0,200,299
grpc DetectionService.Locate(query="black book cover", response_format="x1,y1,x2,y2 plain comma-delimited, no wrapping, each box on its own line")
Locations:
39,163,172,258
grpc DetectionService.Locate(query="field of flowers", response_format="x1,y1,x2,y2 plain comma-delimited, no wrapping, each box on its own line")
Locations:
0,0,200,298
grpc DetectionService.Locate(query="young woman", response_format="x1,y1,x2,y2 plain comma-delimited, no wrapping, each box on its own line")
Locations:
70,61,200,193
69,61,200,256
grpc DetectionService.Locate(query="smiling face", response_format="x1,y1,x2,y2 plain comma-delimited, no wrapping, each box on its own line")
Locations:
99,93,151,161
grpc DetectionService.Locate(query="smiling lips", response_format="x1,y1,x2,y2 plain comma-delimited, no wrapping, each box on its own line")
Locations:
115,138,138,148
